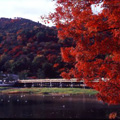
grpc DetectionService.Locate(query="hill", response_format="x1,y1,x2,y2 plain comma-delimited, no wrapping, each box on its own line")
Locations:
0,17,65,80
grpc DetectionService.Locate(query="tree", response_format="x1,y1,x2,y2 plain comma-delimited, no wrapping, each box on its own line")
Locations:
42,62,57,78
0,54,10,72
37,68,45,79
32,55,46,73
18,70,29,80
46,0,120,105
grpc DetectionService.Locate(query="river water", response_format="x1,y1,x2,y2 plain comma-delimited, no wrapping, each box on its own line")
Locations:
0,93,120,119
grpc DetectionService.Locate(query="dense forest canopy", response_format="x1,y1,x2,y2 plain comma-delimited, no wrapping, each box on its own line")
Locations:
0,17,68,79
46,0,120,104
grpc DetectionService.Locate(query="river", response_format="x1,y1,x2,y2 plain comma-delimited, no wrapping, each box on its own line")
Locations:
0,94,120,119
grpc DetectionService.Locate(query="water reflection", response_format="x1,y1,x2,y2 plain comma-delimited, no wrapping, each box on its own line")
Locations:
62,105,65,108
0,94,119,119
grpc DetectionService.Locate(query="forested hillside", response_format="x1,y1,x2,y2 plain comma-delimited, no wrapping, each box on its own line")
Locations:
0,17,66,79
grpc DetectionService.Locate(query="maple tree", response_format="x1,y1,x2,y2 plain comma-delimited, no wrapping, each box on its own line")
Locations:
47,0,120,104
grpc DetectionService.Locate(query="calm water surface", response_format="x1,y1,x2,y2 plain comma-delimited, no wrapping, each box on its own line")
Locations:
0,93,120,119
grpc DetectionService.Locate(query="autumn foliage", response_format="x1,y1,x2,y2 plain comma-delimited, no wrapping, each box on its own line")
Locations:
48,0,120,104
0,18,65,79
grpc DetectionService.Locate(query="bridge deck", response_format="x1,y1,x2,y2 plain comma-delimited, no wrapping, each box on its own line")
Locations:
17,78,84,83
14,78,98,88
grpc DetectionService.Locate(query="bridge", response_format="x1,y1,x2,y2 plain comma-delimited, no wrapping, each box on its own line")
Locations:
13,78,90,88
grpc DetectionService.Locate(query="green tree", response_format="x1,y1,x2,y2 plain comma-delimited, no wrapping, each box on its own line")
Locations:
37,68,45,78
32,55,46,73
42,62,56,78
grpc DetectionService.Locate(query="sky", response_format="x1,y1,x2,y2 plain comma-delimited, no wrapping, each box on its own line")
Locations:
0,0,56,26
0,0,103,27
91,2,103,15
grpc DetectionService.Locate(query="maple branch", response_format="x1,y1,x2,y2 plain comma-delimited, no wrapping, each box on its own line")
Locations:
97,27,120,33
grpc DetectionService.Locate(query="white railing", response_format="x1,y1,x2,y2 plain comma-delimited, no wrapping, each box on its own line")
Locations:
17,78,84,83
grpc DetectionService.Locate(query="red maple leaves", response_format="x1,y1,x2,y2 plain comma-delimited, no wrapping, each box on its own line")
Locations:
47,0,120,105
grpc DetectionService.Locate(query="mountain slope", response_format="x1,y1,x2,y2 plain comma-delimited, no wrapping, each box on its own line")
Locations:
0,17,64,79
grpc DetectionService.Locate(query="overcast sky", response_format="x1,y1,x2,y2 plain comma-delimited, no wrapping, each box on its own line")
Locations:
0,0,103,27
0,0,56,26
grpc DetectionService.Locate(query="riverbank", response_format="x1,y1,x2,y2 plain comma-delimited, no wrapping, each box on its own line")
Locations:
0,87,98,95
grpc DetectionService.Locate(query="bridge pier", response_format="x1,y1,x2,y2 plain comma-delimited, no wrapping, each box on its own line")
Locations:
40,82,43,87
71,82,73,88
24,83,26,87
32,83,34,87
60,82,62,88
50,82,52,87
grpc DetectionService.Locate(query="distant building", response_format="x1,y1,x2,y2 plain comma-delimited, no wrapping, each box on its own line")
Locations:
0,80,2,84
0,73,19,83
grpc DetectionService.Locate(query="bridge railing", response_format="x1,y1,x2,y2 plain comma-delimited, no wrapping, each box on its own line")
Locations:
17,78,85,83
